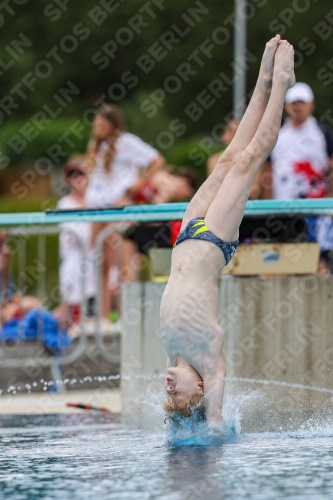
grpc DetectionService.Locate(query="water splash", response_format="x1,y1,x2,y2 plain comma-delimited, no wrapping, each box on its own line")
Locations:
4,373,333,440
227,376,333,397
119,373,258,444
222,389,258,435
163,391,258,446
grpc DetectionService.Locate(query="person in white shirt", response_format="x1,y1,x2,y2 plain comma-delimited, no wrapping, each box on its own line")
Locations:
57,160,96,322
255,82,333,199
85,104,165,318
267,83,333,199
254,82,333,273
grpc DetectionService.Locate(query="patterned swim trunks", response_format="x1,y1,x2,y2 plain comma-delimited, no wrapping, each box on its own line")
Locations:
174,217,238,265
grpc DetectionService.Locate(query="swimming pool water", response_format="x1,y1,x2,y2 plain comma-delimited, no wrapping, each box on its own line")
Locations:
1,413,333,500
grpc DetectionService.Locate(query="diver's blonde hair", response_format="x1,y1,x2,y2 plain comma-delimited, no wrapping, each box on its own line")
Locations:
163,393,205,422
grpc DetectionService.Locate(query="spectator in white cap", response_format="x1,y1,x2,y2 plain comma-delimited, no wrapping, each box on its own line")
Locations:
253,82,333,272
254,82,333,199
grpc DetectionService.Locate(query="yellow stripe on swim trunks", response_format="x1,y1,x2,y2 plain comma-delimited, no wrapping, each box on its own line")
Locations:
192,220,205,227
192,219,209,237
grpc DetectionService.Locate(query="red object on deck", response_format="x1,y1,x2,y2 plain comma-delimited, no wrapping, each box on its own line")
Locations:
66,402,112,413
170,220,182,246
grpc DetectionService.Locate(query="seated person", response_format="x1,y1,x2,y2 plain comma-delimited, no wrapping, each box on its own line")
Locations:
121,167,199,282
0,294,70,354
161,37,295,428
130,166,199,204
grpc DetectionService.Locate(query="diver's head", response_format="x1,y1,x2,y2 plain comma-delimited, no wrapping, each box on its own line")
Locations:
164,366,205,422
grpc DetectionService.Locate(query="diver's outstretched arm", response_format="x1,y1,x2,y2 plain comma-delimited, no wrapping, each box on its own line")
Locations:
204,355,226,428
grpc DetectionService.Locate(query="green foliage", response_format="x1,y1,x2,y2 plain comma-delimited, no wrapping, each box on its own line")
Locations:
0,119,90,166
121,91,174,142
164,136,222,182
0,115,224,183
0,197,55,214
1,0,332,170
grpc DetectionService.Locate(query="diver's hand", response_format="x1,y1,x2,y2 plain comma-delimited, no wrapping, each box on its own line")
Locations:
206,422,224,443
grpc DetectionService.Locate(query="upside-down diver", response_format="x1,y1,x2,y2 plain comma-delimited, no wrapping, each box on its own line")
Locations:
160,36,295,427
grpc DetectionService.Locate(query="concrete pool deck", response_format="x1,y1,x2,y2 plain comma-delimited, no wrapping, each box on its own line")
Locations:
0,389,121,414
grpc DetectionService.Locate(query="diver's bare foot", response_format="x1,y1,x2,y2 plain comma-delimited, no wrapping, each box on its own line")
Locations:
273,39,295,89
259,34,281,91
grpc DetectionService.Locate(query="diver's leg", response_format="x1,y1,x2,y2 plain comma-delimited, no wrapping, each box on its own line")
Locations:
205,40,295,243
181,35,281,230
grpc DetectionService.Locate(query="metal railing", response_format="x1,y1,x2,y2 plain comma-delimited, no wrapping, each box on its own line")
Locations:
9,225,60,299
2,199,333,229
2,226,89,368
1,198,333,369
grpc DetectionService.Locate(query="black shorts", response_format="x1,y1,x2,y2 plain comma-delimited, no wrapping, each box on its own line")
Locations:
123,223,172,255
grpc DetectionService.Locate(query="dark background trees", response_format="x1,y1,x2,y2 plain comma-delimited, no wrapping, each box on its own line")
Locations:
1,0,333,169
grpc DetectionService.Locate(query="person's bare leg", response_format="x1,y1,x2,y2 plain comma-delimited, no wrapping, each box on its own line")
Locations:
121,239,139,282
91,222,103,247
221,34,281,164
205,40,295,244
101,235,117,318
102,261,111,318
181,34,281,229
